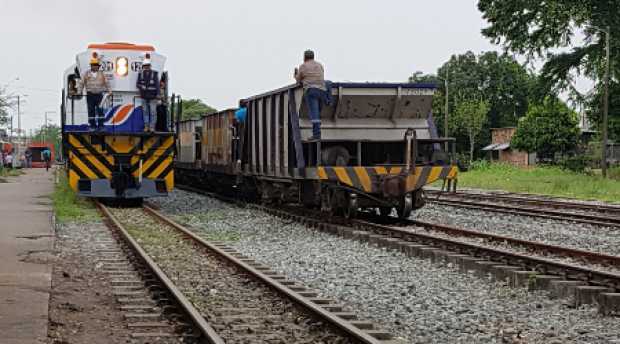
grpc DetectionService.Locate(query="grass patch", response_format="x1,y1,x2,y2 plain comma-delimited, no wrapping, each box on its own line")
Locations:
52,172,99,223
0,167,24,178
453,162,620,203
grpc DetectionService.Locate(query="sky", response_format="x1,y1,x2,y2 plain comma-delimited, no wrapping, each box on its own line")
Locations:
0,0,528,133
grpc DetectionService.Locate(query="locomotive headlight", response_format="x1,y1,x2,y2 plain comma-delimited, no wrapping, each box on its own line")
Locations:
116,57,129,76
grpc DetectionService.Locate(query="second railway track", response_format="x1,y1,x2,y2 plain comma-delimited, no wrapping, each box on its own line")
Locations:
98,201,399,344
425,189,620,227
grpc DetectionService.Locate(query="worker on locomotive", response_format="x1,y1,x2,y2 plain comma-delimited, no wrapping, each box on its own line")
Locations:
79,54,111,131
136,58,160,132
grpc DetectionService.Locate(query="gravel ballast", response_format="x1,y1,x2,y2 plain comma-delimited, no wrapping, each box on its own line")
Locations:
151,190,620,344
412,203,620,258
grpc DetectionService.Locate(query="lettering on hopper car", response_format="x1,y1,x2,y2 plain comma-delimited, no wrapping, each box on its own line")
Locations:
403,89,435,96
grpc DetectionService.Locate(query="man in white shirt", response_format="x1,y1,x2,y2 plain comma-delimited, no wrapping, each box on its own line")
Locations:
294,50,328,140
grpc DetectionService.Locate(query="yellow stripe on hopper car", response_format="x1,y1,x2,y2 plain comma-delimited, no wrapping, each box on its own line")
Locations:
374,166,388,175
317,167,328,180
427,166,443,184
333,167,353,186
353,167,372,192
389,167,402,174
447,166,458,179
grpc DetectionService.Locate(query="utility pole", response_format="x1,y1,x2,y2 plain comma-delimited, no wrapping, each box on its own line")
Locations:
602,27,610,178
17,95,20,142
43,111,55,145
444,64,449,151
43,112,47,144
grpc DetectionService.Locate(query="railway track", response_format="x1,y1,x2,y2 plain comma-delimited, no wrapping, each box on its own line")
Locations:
97,200,399,344
425,189,620,227
176,185,620,315
97,201,223,343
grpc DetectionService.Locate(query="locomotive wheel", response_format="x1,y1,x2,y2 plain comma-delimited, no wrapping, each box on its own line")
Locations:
397,193,413,219
343,193,358,219
378,207,392,218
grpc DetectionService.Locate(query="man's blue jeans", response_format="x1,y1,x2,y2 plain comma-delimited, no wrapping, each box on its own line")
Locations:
304,88,328,138
142,98,157,130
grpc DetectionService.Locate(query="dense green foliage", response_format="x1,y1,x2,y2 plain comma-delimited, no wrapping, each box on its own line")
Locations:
459,162,620,202
453,99,490,161
586,80,620,142
409,51,535,160
478,0,620,141
181,98,217,120
511,99,580,158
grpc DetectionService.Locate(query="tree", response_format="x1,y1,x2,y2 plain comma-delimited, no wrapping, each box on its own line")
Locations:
0,87,14,127
478,0,620,140
511,99,580,159
180,99,216,120
408,71,439,84
424,51,533,158
452,99,490,162
586,80,620,142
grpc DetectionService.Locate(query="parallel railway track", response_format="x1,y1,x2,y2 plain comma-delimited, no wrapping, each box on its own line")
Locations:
97,200,398,344
425,190,620,227
177,185,620,314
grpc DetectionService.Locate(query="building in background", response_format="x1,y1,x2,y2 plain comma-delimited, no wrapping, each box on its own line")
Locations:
482,127,536,167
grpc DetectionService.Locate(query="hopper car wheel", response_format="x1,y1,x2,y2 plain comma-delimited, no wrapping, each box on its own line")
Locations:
378,207,392,218
320,189,333,214
397,193,413,219
343,193,358,220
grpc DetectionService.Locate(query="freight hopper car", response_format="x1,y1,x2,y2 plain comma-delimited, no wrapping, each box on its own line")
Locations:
61,42,179,200
176,82,458,218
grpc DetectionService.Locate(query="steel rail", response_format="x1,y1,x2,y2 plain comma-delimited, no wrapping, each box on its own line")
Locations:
351,218,620,290
428,197,620,228
398,218,620,266
143,204,386,344
426,190,620,215
97,202,225,344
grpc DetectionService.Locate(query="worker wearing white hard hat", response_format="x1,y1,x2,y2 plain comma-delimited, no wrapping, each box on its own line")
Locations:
136,57,160,132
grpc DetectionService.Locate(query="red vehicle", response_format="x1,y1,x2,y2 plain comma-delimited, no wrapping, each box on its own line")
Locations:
1,141,13,154
27,143,54,168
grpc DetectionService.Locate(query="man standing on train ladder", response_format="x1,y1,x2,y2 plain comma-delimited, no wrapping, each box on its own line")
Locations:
295,50,329,141
137,58,160,132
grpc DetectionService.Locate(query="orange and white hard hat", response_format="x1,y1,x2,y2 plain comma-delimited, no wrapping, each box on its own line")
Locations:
90,52,100,65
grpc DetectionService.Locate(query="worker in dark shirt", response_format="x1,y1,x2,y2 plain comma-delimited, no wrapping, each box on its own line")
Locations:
136,58,160,132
